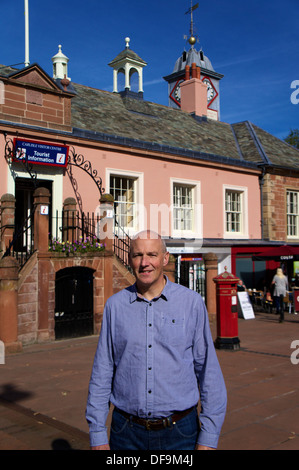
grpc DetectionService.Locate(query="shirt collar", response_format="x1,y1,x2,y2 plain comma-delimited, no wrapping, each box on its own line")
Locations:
129,275,170,303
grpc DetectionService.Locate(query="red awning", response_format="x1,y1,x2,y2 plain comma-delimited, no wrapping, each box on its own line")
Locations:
253,245,299,261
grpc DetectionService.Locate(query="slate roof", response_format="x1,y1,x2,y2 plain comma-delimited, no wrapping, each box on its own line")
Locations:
71,83,299,171
0,64,18,76
252,124,299,169
1,63,298,172
231,122,299,169
108,48,147,67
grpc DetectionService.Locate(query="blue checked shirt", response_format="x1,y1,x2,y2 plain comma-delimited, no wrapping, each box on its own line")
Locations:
86,277,227,448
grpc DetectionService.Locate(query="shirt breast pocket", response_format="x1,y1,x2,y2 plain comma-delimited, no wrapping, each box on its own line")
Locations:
159,314,185,346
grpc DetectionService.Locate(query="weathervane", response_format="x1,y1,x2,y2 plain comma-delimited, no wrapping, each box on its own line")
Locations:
184,1,199,47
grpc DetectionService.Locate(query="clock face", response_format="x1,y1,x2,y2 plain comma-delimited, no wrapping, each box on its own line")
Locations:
202,77,217,105
174,83,181,101
170,79,184,106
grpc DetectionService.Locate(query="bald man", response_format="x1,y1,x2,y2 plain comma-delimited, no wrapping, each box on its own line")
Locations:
86,231,227,450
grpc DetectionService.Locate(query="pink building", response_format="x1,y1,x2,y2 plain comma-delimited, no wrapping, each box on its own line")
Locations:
0,38,298,344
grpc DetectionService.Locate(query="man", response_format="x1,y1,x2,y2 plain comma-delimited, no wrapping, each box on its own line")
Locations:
86,230,227,450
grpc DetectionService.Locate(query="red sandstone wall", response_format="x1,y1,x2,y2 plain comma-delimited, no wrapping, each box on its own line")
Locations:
0,71,72,132
17,253,38,344
15,252,135,346
263,174,299,242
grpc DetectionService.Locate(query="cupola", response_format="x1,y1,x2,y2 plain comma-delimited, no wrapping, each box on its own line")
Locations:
52,45,71,81
108,38,147,99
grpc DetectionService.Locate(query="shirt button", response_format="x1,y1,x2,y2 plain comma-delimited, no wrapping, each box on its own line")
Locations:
148,390,152,394
148,323,152,327
148,367,152,370
148,344,152,348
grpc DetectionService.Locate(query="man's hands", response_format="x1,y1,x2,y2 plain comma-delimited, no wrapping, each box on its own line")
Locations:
195,444,215,450
91,444,110,450
91,444,215,450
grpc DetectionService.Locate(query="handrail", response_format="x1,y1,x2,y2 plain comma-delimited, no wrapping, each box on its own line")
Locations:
113,218,132,273
2,208,35,269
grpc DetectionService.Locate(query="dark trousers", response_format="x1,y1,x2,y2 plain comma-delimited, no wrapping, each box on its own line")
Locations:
109,407,200,450
274,294,284,321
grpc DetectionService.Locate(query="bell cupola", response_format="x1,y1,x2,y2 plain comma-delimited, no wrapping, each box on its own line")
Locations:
108,37,147,99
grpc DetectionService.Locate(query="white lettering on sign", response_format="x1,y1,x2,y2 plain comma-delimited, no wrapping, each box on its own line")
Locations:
237,292,255,320
34,151,50,157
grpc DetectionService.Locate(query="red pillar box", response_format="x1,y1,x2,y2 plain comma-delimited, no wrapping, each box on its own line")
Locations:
294,289,299,313
213,268,240,350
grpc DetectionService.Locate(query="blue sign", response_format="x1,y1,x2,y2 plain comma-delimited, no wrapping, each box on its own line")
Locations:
13,138,69,168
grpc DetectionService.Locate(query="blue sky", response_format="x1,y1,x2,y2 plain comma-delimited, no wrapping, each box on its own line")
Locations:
0,0,298,140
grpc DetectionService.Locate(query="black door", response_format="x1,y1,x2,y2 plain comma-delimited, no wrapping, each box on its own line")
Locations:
14,177,52,251
55,267,94,340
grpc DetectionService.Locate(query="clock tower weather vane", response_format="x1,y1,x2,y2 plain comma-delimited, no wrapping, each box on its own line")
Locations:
164,0,223,119
184,1,199,47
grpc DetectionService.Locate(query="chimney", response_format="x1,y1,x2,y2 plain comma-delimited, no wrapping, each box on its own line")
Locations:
180,63,207,117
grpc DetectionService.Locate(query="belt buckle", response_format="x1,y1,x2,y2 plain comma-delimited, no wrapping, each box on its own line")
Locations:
145,420,151,431
163,417,172,428
145,416,171,430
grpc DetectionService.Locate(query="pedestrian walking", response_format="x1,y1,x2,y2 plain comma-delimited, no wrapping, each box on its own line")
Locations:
271,268,288,322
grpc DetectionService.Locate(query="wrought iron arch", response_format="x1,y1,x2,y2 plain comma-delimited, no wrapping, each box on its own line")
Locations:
4,137,105,214
4,136,38,184
66,146,105,215
3,136,38,263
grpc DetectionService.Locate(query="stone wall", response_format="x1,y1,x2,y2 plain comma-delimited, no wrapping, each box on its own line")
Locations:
0,67,73,132
15,251,112,345
263,173,299,241
17,253,38,345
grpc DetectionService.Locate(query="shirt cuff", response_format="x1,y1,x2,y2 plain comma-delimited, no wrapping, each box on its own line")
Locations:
89,430,109,448
196,430,220,449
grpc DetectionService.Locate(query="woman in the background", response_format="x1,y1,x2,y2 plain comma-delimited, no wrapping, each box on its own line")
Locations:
271,268,288,323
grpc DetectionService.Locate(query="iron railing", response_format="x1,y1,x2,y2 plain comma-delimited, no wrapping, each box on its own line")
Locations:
52,212,132,271
113,218,132,272
1,208,132,273
52,210,101,244
1,209,35,268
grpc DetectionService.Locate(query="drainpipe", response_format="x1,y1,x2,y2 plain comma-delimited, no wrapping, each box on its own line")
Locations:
258,165,267,241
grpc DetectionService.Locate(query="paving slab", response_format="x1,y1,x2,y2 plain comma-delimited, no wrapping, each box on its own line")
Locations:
0,309,298,450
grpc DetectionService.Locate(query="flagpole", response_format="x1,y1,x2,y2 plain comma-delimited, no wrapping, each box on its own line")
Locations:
24,0,30,66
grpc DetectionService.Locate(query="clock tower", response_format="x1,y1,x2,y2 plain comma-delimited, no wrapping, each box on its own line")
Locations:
163,2,224,120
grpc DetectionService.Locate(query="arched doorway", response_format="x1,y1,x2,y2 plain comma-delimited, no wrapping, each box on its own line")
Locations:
55,266,94,340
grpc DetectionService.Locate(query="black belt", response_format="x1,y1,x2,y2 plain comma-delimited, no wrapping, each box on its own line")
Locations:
115,406,194,431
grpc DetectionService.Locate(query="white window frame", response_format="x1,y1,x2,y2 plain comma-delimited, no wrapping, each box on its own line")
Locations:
106,168,144,236
223,185,248,239
287,190,299,238
170,178,202,239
